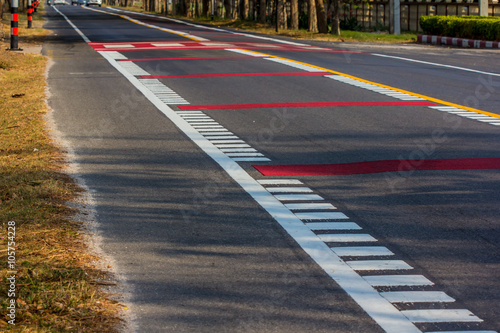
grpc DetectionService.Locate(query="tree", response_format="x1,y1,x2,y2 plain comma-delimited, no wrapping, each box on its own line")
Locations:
308,0,317,32
290,0,298,30
330,0,341,35
315,0,327,33
259,0,266,23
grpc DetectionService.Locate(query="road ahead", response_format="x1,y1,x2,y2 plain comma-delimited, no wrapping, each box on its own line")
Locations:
44,4,499,332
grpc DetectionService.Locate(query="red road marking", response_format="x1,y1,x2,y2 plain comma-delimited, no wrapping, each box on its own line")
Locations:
119,56,268,61
88,41,368,53
177,101,436,110
253,158,500,176
143,72,330,79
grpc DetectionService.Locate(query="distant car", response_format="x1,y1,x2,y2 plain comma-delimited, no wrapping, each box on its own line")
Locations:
85,0,101,6
77,0,86,4
52,0,67,4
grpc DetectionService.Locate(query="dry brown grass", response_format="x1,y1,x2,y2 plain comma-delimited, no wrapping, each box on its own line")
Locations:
1,5,123,332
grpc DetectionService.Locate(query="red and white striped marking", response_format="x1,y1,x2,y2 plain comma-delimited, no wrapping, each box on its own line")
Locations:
418,35,500,49
88,40,350,53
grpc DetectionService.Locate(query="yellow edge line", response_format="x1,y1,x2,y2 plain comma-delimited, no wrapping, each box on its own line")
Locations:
84,6,202,41
237,48,500,120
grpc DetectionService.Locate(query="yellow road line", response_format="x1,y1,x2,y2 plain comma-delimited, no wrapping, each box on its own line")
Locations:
84,6,202,41
236,49,500,120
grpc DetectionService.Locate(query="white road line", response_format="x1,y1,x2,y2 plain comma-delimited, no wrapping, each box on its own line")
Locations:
401,309,483,323
231,157,271,162
274,194,324,201
203,135,240,140
306,222,362,230
258,179,303,185
379,291,455,303
364,275,434,287
215,144,252,148
319,234,377,243
209,140,245,144
266,187,314,193
219,148,258,152
284,203,336,210
332,246,394,257
225,153,264,157
373,53,500,77
295,212,349,220
346,260,413,271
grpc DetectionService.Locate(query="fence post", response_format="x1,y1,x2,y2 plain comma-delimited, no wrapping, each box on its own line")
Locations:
8,0,22,51
28,0,33,29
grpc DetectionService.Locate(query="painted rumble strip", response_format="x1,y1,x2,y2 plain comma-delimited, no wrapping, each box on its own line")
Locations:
177,100,436,110
142,72,330,79
55,8,498,333
253,158,500,176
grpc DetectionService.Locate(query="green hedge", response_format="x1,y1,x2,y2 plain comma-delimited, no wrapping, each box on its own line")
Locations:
420,16,500,41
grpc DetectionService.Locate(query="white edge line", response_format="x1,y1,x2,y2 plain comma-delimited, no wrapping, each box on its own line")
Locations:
372,53,500,77
52,6,91,43
57,7,422,331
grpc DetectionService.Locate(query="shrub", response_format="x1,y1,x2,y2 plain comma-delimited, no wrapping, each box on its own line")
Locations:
420,15,500,41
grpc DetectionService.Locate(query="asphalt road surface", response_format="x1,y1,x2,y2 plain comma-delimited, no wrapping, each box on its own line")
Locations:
44,4,499,333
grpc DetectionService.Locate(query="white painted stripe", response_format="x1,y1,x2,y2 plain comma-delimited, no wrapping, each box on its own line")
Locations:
103,44,133,48
118,62,150,76
215,144,251,148
197,128,231,132
274,194,324,201
202,132,235,136
225,153,264,157
151,43,185,47
373,53,500,77
379,291,455,303
220,148,258,152
266,187,313,193
104,51,127,60
346,260,413,271
401,309,482,323
284,203,336,210
176,111,205,114
203,135,239,140
53,6,92,43
364,275,433,287
192,125,224,128
187,122,220,125
209,140,245,144
332,246,394,257
226,49,269,57
295,212,349,220
258,179,303,185
318,234,377,243
232,157,271,162
266,58,325,72
306,222,361,230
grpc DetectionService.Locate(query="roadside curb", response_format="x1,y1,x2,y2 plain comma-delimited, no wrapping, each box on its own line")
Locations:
418,34,500,48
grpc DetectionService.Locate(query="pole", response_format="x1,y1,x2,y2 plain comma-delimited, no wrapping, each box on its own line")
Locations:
8,0,22,51
28,0,33,29
211,0,214,19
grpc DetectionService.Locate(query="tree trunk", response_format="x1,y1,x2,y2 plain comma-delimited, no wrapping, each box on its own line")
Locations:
308,0,317,32
242,0,248,19
315,0,327,33
276,0,284,30
223,0,230,17
331,0,340,35
202,0,209,16
290,0,298,30
259,0,266,22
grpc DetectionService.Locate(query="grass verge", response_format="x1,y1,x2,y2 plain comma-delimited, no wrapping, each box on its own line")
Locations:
108,4,417,43
1,5,123,332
